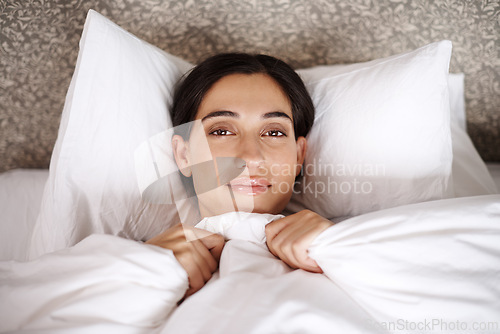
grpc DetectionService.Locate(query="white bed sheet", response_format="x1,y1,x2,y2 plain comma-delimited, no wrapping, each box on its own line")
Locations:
1,196,499,333
0,169,48,261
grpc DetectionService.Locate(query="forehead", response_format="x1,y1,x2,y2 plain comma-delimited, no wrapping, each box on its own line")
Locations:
196,73,292,119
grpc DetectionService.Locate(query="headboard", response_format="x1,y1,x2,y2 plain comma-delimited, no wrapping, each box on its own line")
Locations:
1,0,498,173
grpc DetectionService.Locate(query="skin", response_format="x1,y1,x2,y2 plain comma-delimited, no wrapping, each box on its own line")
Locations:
147,73,333,297
174,73,306,216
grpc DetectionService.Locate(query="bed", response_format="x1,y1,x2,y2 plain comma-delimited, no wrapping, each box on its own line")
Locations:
1,2,500,334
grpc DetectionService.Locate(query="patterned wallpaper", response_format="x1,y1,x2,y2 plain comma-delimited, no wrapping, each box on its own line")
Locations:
0,0,499,172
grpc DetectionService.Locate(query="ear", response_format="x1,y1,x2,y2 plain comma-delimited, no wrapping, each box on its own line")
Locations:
295,136,307,177
172,135,192,177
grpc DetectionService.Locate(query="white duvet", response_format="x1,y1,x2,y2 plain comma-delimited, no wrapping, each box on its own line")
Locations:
1,195,500,334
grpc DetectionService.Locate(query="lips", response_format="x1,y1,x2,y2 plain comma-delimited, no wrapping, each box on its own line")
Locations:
228,177,271,195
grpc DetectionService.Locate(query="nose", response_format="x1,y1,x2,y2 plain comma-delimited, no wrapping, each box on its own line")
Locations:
238,136,265,174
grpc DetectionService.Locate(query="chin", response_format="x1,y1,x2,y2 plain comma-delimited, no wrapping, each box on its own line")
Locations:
249,201,287,215
199,191,291,217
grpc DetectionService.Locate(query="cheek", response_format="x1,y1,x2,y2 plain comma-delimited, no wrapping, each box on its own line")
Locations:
188,140,213,164
206,143,235,158
266,146,298,180
187,123,214,164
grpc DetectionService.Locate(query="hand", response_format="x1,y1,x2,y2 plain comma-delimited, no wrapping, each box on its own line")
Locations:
146,223,225,297
265,210,333,273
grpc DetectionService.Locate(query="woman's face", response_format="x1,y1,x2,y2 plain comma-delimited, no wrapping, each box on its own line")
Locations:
173,73,306,217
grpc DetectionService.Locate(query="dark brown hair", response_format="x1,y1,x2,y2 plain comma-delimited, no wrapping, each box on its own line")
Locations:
171,53,315,139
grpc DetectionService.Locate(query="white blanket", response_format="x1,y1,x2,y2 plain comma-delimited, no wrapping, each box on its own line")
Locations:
2,195,500,333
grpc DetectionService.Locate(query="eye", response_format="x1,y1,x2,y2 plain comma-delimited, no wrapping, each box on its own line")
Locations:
263,130,286,137
209,128,235,136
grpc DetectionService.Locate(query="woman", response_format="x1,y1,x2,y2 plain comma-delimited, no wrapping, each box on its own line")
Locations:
146,53,333,297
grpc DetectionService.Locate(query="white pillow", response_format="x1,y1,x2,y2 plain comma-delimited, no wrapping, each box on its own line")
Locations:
29,10,197,259
30,10,496,259
448,73,467,132
286,41,454,219
447,74,499,196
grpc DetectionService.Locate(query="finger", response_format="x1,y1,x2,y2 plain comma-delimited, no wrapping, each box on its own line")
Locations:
265,216,294,243
269,219,309,267
207,239,224,262
185,284,199,298
196,231,225,262
266,237,278,258
189,238,217,281
185,227,223,279
179,228,216,281
184,227,225,258
270,215,327,271
301,257,323,273
182,254,206,296
265,216,296,257
291,234,323,273
183,227,221,263
289,222,316,258
291,224,329,273
177,242,215,297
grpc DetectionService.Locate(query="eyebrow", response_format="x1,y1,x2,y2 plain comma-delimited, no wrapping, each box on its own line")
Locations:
201,110,237,122
262,111,292,122
201,110,292,122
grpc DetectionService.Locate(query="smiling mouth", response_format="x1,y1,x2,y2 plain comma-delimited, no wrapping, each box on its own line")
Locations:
228,178,271,195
